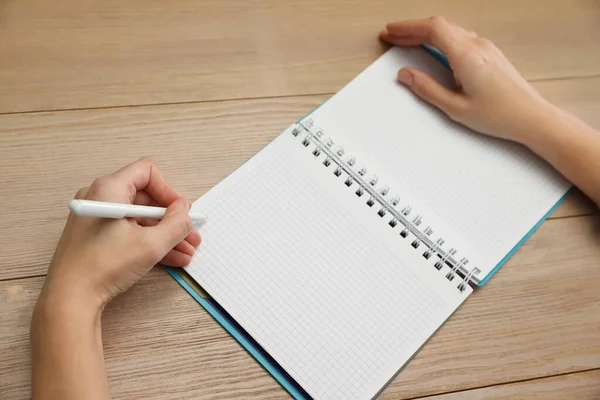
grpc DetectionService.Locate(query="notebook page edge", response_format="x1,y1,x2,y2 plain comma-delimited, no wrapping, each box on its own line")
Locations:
370,286,472,399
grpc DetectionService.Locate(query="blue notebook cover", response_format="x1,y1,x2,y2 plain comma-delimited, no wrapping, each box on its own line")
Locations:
166,45,571,397
165,267,312,399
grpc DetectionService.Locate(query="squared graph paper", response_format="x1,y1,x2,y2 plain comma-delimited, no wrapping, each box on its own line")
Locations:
186,134,469,400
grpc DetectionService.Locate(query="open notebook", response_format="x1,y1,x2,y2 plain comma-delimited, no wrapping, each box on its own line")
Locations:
172,46,570,399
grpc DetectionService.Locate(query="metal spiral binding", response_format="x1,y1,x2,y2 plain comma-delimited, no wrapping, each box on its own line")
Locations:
291,118,481,291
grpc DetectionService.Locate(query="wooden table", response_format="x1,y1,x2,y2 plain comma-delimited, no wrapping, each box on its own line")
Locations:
1,1,599,398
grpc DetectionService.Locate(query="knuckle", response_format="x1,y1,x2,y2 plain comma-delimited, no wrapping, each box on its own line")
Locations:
89,177,108,192
427,16,451,42
427,15,450,34
177,217,193,236
428,15,447,27
87,176,113,199
448,101,466,117
74,187,89,199
463,39,495,67
138,157,156,168
447,100,470,121
475,37,494,50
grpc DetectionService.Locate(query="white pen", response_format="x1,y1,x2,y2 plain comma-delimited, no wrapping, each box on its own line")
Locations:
68,199,207,222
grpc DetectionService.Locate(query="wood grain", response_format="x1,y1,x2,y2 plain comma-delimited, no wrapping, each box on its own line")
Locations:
2,215,599,399
1,75,599,281
1,0,599,113
418,370,600,400
1,0,599,398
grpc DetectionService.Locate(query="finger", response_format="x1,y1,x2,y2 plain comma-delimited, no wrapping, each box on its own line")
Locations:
136,217,160,227
186,229,202,248
383,17,472,54
160,249,193,267
144,198,194,254
110,158,185,206
397,68,467,117
136,217,201,248
379,29,425,46
173,239,196,257
133,191,159,207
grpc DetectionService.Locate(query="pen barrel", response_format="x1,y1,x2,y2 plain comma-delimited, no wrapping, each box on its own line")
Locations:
69,200,166,219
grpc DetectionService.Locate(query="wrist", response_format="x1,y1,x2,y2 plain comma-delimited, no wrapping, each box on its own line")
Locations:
30,278,109,400
32,281,103,334
508,99,557,148
519,103,575,153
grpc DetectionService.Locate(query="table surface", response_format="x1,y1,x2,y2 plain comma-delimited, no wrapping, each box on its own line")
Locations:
1,1,599,399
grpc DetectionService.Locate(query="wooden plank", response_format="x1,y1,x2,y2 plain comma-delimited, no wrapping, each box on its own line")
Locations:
550,188,595,219
1,75,599,281
2,215,600,399
1,0,599,113
417,370,600,400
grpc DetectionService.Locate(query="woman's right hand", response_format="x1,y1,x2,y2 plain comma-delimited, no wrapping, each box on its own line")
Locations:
380,16,557,145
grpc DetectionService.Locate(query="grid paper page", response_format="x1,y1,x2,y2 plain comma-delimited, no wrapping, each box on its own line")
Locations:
186,132,470,400
310,46,570,279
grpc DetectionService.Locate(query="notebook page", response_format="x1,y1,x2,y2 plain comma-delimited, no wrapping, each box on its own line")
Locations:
186,128,471,400
309,47,570,281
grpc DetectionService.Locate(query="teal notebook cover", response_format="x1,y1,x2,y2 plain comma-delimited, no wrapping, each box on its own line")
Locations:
165,267,311,400
166,45,570,397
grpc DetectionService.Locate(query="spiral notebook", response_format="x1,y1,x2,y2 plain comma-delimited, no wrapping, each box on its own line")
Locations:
173,46,571,400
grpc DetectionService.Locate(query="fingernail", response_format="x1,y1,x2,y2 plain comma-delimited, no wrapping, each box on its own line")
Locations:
397,69,414,86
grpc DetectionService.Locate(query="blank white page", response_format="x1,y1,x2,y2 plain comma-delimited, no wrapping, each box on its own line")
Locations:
310,47,570,282
186,129,471,400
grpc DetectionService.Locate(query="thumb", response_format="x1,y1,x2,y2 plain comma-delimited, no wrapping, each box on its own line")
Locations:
146,198,194,255
397,68,466,117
